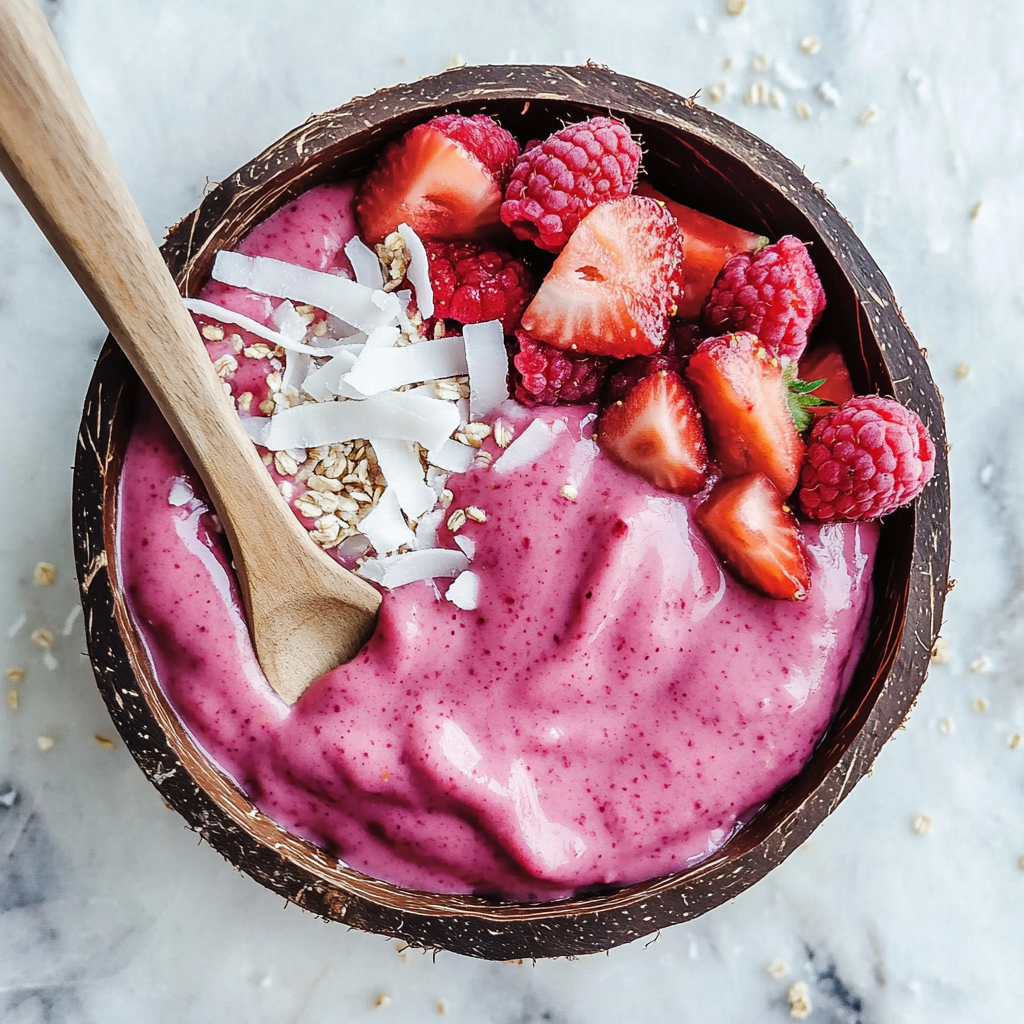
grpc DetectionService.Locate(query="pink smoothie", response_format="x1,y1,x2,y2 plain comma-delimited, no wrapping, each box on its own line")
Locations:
117,183,879,901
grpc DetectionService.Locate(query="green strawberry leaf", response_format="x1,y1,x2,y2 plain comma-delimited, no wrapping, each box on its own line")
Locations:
782,363,836,432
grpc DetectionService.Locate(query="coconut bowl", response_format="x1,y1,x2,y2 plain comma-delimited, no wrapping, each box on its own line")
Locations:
72,64,949,960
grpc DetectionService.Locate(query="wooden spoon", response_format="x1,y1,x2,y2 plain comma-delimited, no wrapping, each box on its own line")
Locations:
0,0,382,704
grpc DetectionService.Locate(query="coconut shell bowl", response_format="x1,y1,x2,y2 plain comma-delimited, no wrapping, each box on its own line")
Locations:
72,65,949,961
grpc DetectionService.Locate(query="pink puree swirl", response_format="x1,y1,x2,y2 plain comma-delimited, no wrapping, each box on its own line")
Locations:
117,183,878,901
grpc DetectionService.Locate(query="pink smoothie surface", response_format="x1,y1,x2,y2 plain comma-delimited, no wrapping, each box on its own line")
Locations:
117,182,879,901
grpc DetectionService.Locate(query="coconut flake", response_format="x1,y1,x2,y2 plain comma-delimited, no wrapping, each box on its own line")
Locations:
7,614,26,638
446,570,480,610
492,418,558,475
453,535,476,560
271,299,308,341
168,478,194,506
427,438,477,473
370,439,437,519
397,222,433,319
212,251,400,334
302,348,363,401
394,290,416,337
358,488,415,556
463,320,509,421
426,466,450,496
281,350,311,393
241,416,271,444
345,235,385,289
263,391,459,452
344,336,469,396
355,548,469,589
183,297,337,355
413,508,445,550
364,325,401,351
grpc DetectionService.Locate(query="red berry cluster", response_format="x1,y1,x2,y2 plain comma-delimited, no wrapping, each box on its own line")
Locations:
349,111,937,602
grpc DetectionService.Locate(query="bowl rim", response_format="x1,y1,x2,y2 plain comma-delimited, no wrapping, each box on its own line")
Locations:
73,63,950,960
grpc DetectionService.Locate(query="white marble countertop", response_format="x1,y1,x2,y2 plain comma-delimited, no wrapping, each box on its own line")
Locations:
2,0,1021,1020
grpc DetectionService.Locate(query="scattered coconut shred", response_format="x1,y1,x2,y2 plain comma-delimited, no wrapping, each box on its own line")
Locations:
184,224,520,612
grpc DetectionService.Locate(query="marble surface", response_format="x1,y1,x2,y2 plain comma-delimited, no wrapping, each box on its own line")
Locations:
1,0,1021,1020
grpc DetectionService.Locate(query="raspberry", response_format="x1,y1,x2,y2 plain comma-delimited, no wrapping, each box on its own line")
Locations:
512,330,608,406
428,113,520,185
425,242,535,334
702,235,826,362
500,117,642,252
798,396,936,521
602,322,702,406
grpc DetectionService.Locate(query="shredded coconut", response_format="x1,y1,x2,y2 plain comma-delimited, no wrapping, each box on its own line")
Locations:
446,570,480,610
345,235,385,289
463,321,509,420
359,488,416,556
345,336,469,396
262,391,459,453
493,419,558,475
370,439,436,519
397,223,434,319
211,251,401,334
356,548,469,589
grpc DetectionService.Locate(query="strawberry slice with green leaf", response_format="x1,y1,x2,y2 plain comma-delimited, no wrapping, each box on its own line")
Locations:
783,363,836,431
686,331,809,496
636,181,767,320
520,196,684,358
798,340,855,420
695,473,810,600
356,116,517,244
597,369,708,495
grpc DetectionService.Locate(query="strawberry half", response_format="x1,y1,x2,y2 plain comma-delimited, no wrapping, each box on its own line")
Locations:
695,474,810,600
636,181,767,320
798,340,855,421
355,116,518,245
519,196,684,358
597,370,708,495
686,332,806,497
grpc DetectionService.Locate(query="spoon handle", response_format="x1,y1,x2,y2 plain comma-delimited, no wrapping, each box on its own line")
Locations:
0,0,333,583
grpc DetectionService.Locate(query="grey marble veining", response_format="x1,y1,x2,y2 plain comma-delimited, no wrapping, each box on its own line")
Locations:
2,0,1022,1021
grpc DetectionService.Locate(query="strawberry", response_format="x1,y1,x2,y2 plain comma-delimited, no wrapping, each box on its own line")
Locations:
596,370,708,495
519,196,684,358
798,340,855,420
355,115,518,244
635,181,767,320
695,474,810,601
685,332,806,496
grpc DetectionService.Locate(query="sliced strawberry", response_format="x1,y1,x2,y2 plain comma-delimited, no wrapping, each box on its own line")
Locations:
597,370,708,495
356,122,510,244
686,332,806,497
695,474,810,600
519,196,684,358
798,340,855,420
636,181,767,320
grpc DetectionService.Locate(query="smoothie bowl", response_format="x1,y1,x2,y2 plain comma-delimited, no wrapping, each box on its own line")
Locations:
73,65,949,959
